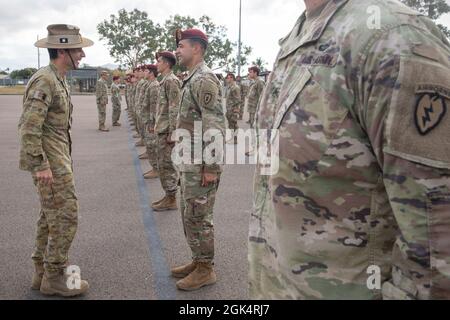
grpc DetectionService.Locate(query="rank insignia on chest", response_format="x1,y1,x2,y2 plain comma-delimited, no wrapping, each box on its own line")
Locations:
415,92,447,135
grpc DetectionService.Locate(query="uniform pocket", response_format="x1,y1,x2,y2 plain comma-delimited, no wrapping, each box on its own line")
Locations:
427,186,450,299
271,66,349,181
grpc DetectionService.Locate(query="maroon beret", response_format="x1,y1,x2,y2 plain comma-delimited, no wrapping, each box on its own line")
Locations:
175,28,208,46
143,64,157,72
156,51,177,64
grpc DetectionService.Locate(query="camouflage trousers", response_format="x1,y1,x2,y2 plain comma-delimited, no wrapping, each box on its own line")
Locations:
97,104,107,127
144,124,159,170
112,103,121,124
157,133,179,195
226,110,239,130
248,111,256,129
180,172,221,263
31,173,78,275
238,102,244,120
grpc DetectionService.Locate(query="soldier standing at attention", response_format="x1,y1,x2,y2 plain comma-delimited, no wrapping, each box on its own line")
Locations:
124,74,130,111
246,66,265,129
225,73,241,144
135,66,147,147
249,0,450,300
236,75,247,120
172,29,226,291
19,24,91,297
152,51,181,210
96,70,109,132
141,64,160,179
128,69,138,128
111,75,122,127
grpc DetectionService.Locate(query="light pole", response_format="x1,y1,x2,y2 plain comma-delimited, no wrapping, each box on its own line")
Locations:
237,0,242,77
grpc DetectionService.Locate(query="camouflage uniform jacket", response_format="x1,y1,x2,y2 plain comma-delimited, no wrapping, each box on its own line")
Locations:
135,79,148,117
155,71,181,135
249,0,450,300
226,82,241,113
18,63,73,175
176,62,226,174
111,83,121,107
96,78,108,105
142,79,160,127
247,77,265,113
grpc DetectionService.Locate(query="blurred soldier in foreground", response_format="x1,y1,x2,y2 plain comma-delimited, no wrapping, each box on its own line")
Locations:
152,51,181,210
246,66,265,129
19,24,91,297
111,75,122,127
141,64,160,179
225,73,241,144
249,0,450,300
96,70,109,132
172,29,226,291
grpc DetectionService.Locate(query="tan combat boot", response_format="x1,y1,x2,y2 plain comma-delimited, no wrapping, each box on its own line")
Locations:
113,122,122,127
143,170,159,180
40,270,89,297
152,195,177,212
176,262,216,291
135,140,145,147
171,261,197,278
151,196,166,207
99,125,110,132
139,152,149,160
31,263,44,290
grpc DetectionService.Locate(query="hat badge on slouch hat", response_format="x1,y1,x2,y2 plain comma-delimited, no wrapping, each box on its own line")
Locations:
35,24,94,49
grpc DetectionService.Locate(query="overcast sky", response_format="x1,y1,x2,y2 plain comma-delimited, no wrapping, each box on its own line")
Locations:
1,0,449,72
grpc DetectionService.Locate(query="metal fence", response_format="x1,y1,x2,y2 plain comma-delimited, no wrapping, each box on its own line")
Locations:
0,78,29,86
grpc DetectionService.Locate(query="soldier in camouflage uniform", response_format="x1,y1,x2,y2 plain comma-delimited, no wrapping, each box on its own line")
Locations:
128,70,138,127
140,64,160,177
134,66,147,148
171,29,226,291
111,75,122,127
225,73,241,144
236,76,248,121
19,24,90,297
246,66,265,129
249,0,450,300
152,51,181,211
96,70,109,132
124,74,130,111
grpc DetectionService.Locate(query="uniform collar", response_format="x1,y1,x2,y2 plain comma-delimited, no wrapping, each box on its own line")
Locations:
160,70,174,84
184,61,205,83
278,0,349,60
49,62,66,82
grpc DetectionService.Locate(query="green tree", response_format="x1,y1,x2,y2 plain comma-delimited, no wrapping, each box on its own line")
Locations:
400,0,450,36
97,9,163,68
10,68,37,79
251,57,268,72
98,11,252,72
227,43,253,74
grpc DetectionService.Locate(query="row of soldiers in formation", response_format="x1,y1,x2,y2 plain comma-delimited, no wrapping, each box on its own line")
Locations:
94,61,267,211
91,30,268,292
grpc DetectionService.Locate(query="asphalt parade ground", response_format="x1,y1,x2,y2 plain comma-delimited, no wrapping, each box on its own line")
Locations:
0,95,254,300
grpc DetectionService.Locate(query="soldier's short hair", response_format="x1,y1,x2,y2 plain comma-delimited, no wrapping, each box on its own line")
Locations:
188,39,208,54
48,48,59,60
227,73,236,81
